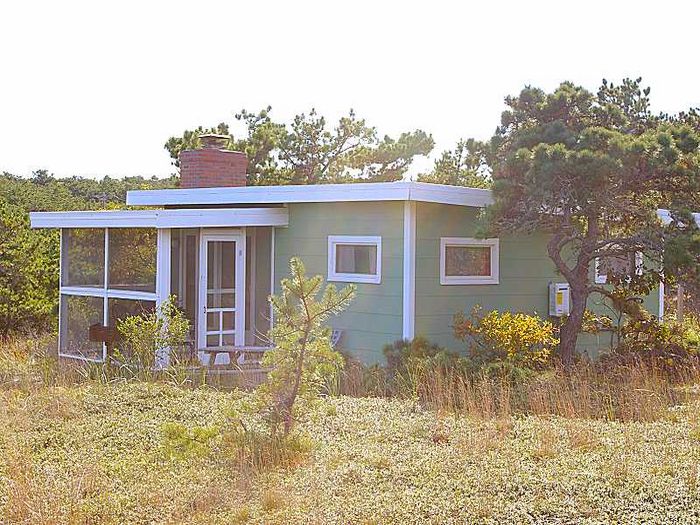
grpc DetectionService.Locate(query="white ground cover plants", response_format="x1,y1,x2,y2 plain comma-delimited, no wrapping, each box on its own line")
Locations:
1,383,699,524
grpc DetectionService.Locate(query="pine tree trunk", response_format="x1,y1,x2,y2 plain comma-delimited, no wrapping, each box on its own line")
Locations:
559,284,587,367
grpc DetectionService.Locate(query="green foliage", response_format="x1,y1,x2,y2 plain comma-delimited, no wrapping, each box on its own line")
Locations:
161,421,220,460
0,171,177,336
453,306,559,369
418,138,492,188
383,336,447,368
163,123,232,169
382,336,469,378
611,317,699,369
481,78,700,363
164,107,434,185
260,257,355,435
116,296,190,369
0,201,59,335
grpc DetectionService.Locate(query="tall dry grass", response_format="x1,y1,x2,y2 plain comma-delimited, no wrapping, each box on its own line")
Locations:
339,357,700,422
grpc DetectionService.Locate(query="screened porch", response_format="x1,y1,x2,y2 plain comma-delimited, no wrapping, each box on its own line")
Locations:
30,208,288,365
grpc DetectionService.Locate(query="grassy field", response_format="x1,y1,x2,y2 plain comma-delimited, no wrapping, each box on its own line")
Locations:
2,377,700,524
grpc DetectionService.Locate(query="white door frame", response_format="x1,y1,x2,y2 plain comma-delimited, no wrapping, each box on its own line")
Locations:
198,228,246,350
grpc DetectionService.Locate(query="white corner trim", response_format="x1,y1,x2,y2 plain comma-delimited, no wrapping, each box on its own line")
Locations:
439,237,500,285
270,227,275,328
327,235,382,285
658,279,665,321
402,201,416,340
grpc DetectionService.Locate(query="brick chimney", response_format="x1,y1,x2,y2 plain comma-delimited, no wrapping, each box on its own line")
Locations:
179,134,248,188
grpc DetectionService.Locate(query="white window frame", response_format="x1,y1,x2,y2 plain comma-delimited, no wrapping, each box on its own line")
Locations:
327,235,382,284
440,237,500,285
594,251,643,285
59,227,159,362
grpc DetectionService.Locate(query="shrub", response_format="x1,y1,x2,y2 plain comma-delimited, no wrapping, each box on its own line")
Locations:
383,337,460,375
161,422,220,460
453,306,558,369
222,420,312,475
116,296,190,371
610,316,699,370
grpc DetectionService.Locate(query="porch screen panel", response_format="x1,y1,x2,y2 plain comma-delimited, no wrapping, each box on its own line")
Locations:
60,295,104,360
170,229,199,341
108,298,155,326
108,228,157,293
62,229,105,288
59,226,159,362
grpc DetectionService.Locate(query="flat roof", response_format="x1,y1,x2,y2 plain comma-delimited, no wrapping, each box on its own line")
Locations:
126,181,494,208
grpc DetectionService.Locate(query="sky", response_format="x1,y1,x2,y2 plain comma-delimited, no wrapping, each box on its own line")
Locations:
1,0,698,180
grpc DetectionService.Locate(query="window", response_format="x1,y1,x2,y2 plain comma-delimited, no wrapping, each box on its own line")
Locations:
328,235,382,284
59,227,158,361
594,251,643,284
440,237,499,285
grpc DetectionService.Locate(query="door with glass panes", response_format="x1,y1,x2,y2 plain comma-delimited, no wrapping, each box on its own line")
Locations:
198,231,246,351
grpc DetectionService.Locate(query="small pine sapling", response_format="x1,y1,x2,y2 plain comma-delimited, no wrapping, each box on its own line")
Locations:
261,257,355,435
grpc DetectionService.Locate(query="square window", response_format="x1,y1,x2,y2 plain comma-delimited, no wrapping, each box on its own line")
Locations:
440,238,499,285
328,236,382,284
595,251,643,284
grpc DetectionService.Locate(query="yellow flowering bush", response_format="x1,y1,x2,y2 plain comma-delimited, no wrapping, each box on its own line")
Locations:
453,306,559,368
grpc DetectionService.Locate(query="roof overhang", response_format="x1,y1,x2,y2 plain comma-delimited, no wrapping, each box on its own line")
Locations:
29,207,289,229
126,181,494,208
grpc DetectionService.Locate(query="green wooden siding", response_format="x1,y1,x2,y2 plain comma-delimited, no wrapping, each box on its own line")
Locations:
414,202,560,352
413,202,660,358
273,200,661,364
274,201,404,363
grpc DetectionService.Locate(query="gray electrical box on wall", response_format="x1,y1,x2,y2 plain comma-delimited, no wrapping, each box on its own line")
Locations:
549,282,571,317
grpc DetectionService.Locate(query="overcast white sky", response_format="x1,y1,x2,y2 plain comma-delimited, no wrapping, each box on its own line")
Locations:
1,0,698,179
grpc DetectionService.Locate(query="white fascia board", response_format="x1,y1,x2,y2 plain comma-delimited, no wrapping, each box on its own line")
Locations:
30,207,289,229
126,181,495,208
128,182,413,206
155,207,288,228
407,182,494,207
30,210,157,228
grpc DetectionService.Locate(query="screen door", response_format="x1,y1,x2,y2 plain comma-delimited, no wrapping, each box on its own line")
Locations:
198,231,245,350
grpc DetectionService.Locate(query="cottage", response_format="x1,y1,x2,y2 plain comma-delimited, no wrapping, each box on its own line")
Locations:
30,135,666,365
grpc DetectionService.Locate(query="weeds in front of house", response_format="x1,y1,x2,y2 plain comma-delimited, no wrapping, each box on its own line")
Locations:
2,331,700,522
338,305,700,422
340,348,700,422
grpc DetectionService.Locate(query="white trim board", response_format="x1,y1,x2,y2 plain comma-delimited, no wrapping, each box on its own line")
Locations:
30,207,289,229
126,181,494,208
402,201,416,340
